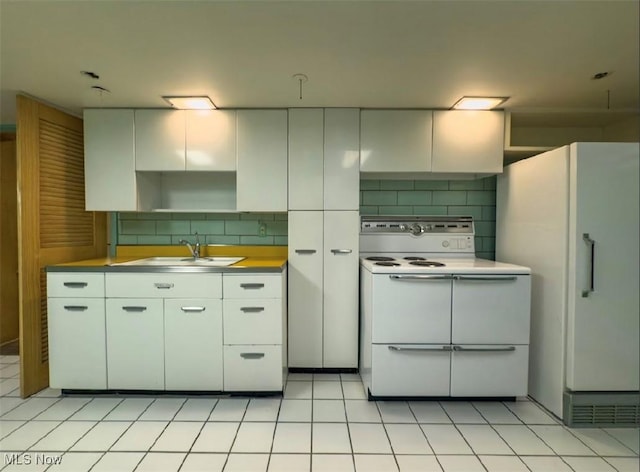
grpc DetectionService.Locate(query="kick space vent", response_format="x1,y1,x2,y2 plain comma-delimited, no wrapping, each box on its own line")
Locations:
570,404,640,426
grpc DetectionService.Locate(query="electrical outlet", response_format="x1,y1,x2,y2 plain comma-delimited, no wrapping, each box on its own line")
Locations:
259,222,267,237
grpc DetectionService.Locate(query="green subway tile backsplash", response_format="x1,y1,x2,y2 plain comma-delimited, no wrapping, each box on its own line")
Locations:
115,176,496,259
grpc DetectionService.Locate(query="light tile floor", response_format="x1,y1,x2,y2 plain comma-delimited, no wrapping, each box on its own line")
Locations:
0,355,638,471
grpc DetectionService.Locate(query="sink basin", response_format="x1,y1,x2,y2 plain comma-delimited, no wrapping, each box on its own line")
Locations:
113,256,245,267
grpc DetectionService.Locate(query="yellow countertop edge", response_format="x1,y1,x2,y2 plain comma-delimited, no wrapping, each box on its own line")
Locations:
53,245,288,269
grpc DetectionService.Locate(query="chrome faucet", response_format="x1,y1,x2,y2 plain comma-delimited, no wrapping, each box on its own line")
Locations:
179,232,201,260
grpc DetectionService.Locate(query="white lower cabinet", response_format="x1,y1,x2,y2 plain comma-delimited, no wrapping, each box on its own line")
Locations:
223,345,283,391
164,299,223,391
106,298,164,390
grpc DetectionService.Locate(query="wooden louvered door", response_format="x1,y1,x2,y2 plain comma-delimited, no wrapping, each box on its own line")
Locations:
17,95,107,397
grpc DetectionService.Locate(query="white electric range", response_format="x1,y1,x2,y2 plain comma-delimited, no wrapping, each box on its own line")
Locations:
359,216,532,399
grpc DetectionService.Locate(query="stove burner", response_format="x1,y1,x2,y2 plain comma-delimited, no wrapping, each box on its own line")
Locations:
375,262,401,266
403,256,426,261
409,261,446,267
366,256,395,261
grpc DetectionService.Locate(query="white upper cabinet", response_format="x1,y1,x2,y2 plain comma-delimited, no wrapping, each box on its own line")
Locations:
324,109,360,210
236,109,288,211
186,110,237,171
360,110,433,173
135,109,186,171
84,109,137,211
432,110,504,174
288,109,324,210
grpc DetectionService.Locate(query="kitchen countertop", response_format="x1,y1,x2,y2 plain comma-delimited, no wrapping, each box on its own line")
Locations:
47,245,288,273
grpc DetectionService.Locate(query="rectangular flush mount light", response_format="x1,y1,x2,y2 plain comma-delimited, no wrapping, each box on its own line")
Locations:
452,96,508,110
162,96,217,110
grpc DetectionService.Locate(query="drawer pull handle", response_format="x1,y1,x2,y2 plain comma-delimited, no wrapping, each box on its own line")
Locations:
122,306,147,312
454,276,518,282
181,306,206,313
295,249,316,255
240,283,264,289
331,249,352,254
452,345,516,352
63,282,88,288
154,283,174,289
64,305,88,311
389,345,452,352
240,307,265,313
240,352,265,360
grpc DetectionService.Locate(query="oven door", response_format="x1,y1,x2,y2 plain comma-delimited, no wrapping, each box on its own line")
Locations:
372,274,452,344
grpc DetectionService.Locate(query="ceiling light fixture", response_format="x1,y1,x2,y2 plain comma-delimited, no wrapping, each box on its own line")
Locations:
452,96,509,110
163,96,216,110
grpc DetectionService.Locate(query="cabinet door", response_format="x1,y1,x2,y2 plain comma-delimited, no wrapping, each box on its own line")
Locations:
224,345,283,391
237,110,288,211
84,109,137,211
324,109,360,210
323,211,359,368
288,108,324,210
360,110,432,173
164,299,223,390
287,211,323,367
106,298,164,390
186,110,236,171
47,298,106,389
135,109,186,171
431,110,504,173
451,275,530,344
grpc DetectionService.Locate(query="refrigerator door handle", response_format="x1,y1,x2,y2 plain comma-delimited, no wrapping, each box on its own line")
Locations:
582,233,595,297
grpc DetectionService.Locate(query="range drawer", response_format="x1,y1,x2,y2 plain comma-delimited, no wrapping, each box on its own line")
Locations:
450,344,529,397
47,273,105,298
223,299,282,345
371,344,451,397
106,273,222,298
223,274,283,299
223,345,283,391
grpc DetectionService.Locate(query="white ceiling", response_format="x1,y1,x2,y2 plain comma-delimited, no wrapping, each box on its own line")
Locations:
1,0,639,124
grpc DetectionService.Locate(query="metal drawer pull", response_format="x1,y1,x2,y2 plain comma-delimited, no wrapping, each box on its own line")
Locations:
389,275,454,281
389,345,452,352
240,283,265,289
454,276,518,281
154,283,174,289
64,305,88,311
240,353,265,360
181,306,206,313
453,345,516,352
582,233,595,297
122,306,147,312
331,249,352,254
63,282,88,288
240,307,265,313
295,249,316,254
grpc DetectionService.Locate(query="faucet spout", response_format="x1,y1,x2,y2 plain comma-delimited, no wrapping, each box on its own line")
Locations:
179,232,201,259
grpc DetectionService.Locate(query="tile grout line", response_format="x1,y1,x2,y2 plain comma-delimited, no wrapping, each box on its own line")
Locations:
438,401,489,472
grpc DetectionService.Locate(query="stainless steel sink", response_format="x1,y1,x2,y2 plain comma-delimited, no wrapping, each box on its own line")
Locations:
113,256,245,267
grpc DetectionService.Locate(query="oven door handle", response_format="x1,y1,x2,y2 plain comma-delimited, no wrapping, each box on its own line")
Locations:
454,275,518,282
389,345,453,352
389,275,454,281
453,345,516,352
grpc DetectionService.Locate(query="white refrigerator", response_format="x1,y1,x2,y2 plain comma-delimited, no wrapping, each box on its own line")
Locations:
496,142,639,426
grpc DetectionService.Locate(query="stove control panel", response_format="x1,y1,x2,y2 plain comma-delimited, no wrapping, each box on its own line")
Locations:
361,216,474,235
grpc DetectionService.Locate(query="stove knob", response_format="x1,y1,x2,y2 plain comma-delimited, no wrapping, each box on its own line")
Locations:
399,224,408,232
409,223,423,236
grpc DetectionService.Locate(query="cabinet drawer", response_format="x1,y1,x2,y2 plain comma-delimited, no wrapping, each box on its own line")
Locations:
106,273,222,298
452,275,530,344
47,273,104,298
223,345,283,391
223,274,282,299
450,345,529,397
223,299,282,345
371,344,450,397
47,298,106,389
164,299,223,391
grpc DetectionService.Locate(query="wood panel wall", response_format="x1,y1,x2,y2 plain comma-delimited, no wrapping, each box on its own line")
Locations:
17,95,107,397
1,137,19,345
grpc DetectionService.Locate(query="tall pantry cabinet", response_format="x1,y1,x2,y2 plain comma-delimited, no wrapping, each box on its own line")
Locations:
288,109,360,368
